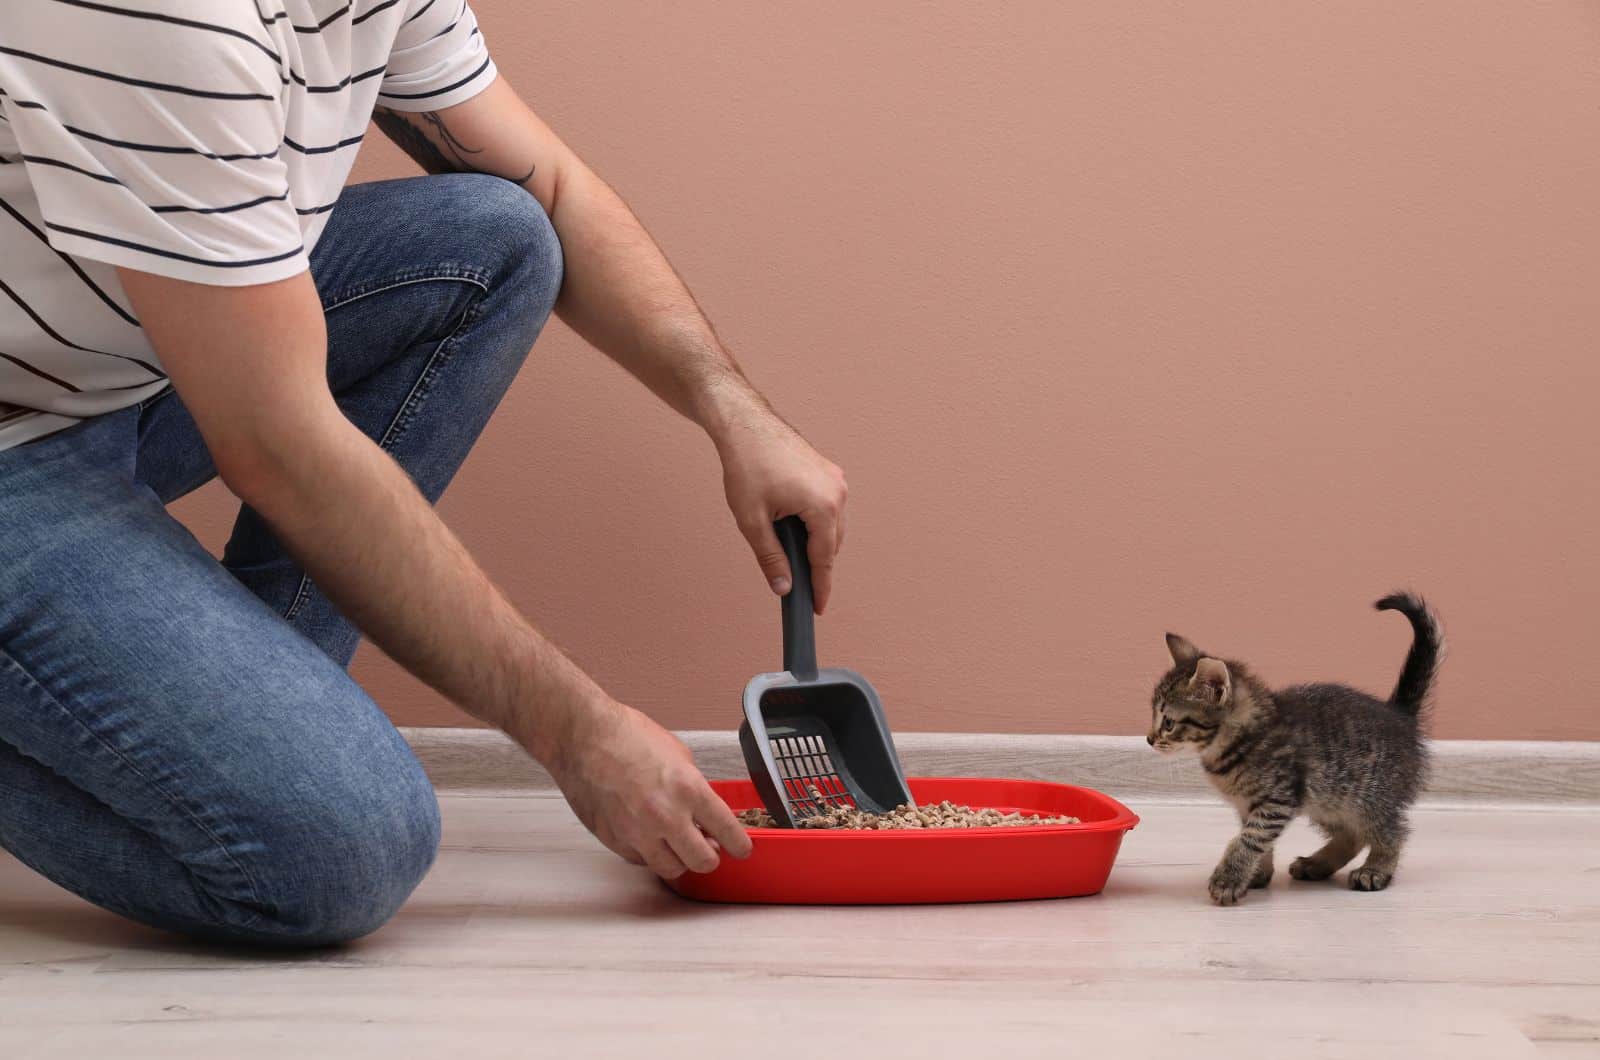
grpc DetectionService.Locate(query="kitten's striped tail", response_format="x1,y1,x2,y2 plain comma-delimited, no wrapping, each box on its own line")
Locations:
1375,592,1443,718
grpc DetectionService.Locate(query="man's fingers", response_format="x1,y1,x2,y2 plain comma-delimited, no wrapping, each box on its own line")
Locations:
643,839,690,881
741,518,792,596
835,472,849,552
665,820,722,876
803,510,839,614
696,788,755,859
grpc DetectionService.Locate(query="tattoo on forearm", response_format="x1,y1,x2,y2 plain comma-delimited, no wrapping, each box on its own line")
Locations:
373,107,536,186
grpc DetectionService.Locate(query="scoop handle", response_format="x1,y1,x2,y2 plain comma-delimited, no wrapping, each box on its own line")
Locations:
776,516,819,680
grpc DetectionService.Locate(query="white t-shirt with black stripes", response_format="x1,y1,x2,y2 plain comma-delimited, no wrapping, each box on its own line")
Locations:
0,0,497,450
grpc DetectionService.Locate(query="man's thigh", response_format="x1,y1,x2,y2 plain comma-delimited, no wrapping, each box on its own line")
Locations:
0,410,438,940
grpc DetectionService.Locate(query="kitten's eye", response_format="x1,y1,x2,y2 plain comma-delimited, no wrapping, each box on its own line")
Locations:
1161,717,1174,732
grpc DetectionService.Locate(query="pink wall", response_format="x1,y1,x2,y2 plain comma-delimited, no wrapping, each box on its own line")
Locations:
172,2,1600,740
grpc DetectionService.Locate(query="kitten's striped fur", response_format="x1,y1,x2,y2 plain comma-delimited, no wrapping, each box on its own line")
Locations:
1149,593,1442,905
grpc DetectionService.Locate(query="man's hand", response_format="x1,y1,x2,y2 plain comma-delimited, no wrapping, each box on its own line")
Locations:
714,397,849,613
547,699,754,879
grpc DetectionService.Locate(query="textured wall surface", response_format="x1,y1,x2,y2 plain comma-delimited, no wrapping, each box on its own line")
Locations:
172,2,1600,739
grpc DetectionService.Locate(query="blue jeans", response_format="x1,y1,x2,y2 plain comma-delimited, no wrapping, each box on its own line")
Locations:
0,174,563,945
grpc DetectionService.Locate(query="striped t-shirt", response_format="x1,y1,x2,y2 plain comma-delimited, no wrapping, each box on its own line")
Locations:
0,0,497,451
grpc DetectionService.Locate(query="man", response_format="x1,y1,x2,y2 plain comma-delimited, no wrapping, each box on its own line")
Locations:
0,1,847,944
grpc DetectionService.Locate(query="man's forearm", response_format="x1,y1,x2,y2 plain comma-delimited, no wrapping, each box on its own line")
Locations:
373,81,850,608
543,168,769,438
375,83,769,443
120,265,612,768
236,408,613,766
120,239,759,878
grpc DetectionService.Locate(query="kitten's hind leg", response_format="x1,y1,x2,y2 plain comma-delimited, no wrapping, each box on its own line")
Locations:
1349,817,1408,892
1289,829,1362,882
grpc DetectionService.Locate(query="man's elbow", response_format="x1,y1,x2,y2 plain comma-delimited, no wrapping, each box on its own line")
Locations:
209,429,296,514
206,401,341,517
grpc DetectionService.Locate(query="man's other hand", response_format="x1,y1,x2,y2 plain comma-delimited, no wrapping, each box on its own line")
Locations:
548,700,754,880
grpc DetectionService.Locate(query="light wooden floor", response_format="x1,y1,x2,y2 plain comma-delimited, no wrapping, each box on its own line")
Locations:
2,794,1596,1059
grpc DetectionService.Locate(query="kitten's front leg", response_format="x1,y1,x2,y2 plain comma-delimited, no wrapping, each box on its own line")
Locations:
1209,801,1296,905
1230,808,1275,888
1248,850,1274,889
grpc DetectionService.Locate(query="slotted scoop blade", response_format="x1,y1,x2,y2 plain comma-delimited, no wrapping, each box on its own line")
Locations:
738,517,912,828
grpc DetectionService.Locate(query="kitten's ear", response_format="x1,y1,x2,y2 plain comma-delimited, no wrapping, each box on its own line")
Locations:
1166,633,1201,667
1190,657,1232,704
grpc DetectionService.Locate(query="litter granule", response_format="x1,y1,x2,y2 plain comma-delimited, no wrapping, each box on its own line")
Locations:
736,788,1079,830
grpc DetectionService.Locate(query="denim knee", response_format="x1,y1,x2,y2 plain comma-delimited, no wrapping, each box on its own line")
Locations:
243,752,442,946
434,172,564,319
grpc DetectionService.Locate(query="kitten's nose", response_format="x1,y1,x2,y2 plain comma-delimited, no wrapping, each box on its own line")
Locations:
1146,734,1155,746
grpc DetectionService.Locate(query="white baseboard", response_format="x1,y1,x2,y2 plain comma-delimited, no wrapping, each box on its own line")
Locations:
403,727,1600,808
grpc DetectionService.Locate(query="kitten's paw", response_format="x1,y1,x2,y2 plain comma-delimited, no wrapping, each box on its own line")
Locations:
1248,862,1274,889
1289,856,1333,881
1348,868,1392,892
1208,869,1250,906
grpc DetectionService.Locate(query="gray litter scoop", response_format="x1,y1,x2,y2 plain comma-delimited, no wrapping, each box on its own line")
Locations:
737,516,914,827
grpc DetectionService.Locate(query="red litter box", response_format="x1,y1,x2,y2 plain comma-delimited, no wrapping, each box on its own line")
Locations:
672,518,1137,904
668,776,1138,905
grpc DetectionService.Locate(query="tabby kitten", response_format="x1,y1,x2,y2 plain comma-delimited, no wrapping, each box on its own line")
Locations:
1149,593,1442,905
